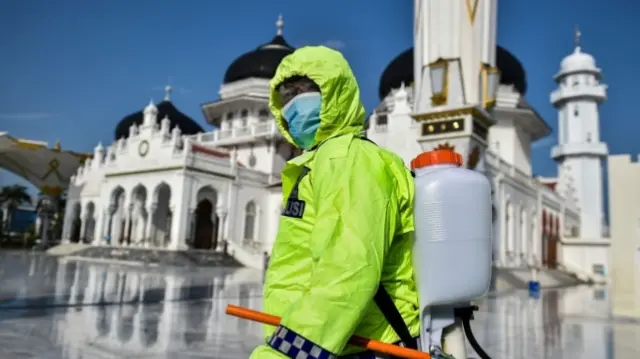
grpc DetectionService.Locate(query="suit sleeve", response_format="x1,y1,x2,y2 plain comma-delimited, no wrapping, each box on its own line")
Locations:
251,151,398,358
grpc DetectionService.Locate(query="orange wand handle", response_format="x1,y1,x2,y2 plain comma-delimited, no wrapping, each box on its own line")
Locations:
225,305,431,359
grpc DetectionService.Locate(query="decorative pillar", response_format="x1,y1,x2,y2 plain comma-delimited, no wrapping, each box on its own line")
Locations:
79,205,87,243
123,203,133,246
169,174,191,250
93,208,104,245
187,207,197,248
215,208,227,252
105,203,116,245
144,204,155,248
61,201,74,241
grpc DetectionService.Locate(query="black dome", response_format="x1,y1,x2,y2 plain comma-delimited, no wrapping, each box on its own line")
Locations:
223,34,295,84
378,46,528,100
114,100,204,140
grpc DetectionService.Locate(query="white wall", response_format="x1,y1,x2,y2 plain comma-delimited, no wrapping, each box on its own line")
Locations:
608,154,640,318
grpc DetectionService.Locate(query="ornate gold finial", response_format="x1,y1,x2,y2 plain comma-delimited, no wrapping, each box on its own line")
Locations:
52,140,61,151
574,25,582,48
435,142,455,151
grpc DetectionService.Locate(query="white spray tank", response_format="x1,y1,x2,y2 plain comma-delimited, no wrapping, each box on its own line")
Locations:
410,148,493,358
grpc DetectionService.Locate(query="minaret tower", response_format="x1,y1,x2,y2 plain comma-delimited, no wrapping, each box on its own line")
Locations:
413,0,500,171
551,27,608,238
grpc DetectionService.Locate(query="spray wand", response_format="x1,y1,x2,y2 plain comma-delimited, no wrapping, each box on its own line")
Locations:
226,305,431,359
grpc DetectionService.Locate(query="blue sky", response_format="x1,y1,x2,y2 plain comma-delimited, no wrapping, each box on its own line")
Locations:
0,0,638,194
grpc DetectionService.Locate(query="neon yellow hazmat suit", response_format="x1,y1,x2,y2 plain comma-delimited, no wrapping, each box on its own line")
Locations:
249,46,420,358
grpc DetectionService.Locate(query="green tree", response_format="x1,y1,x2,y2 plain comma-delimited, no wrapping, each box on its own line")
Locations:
0,184,32,238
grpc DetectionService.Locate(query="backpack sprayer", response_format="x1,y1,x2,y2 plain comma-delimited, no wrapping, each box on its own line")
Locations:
226,148,493,359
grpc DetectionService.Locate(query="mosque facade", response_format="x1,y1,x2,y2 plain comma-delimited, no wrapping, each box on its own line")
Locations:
61,11,609,281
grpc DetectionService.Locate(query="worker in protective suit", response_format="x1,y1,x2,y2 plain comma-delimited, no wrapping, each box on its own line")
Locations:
250,46,419,359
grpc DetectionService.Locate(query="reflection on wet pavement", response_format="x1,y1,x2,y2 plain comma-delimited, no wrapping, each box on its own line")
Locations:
0,251,638,359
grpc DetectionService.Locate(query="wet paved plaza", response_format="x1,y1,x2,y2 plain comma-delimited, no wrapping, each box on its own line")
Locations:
0,251,638,359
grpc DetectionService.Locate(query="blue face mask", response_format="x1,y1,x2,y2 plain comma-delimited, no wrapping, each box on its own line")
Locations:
282,92,322,150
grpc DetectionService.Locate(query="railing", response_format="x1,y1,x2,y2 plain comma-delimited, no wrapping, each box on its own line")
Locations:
187,121,280,145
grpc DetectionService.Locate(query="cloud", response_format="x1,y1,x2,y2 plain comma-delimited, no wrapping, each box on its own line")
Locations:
0,113,57,121
322,40,347,50
531,136,557,149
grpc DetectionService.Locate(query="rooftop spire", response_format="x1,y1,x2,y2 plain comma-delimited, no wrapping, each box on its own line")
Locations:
276,14,284,36
164,84,172,101
574,24,582,49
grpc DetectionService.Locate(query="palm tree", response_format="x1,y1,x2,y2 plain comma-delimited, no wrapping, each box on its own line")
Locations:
0,184,32,238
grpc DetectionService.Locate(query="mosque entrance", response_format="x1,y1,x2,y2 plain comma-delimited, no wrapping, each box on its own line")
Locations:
193,199,218,250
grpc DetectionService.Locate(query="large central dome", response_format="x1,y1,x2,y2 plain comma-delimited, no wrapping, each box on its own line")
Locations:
378,46,528,100
223,15,295,84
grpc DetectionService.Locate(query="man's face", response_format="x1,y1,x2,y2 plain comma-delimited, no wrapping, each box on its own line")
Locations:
277,76,321,107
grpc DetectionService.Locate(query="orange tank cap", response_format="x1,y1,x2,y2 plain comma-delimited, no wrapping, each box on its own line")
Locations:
411,149,463,169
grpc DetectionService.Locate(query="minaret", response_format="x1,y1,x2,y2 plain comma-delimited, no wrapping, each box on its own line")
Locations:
551,27,608,238
413,0,500,171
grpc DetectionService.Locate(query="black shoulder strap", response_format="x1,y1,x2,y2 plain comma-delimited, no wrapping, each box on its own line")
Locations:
374,284,418,349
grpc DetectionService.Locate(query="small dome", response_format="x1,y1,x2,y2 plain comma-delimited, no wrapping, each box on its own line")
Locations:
378,46,528,100
144,99,158,113
560,47,597,73
114,100,203,140
223,15,295,84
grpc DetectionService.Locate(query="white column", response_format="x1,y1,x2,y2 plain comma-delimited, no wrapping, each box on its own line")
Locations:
215,208,227,251
94,209,105,245
144,205,155,247
169,174,190,250
79,205,87,242
187,207,196,247
123,204,132,245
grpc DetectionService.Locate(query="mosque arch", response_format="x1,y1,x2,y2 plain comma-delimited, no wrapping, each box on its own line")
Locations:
151,182,172,248
193,186,218,250
243,200,258,243
69,202,82,243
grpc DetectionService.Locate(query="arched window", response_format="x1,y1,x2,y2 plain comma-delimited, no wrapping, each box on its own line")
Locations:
240,109,249,128
258,109,269,122
243,201,257,241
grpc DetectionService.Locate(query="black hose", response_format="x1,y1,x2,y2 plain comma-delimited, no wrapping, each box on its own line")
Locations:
454,306,492,359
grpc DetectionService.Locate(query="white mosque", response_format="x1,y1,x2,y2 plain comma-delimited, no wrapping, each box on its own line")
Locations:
61,5,610,283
